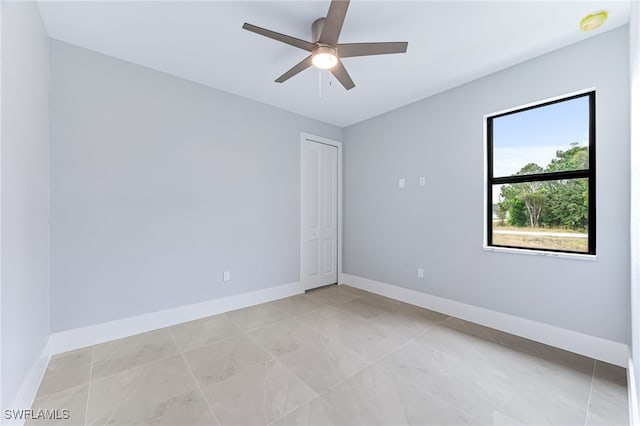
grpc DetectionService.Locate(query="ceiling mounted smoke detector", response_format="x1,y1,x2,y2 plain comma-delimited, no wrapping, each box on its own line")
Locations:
580,10,608,32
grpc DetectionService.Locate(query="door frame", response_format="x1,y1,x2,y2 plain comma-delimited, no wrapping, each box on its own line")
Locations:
300,132,343,290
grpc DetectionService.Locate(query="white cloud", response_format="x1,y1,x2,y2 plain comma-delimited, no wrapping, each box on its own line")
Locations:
494,145,564,177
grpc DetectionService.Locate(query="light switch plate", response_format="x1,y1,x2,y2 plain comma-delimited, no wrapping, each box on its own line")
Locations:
399,178,405,189
223,271,231,282
419,176,426,186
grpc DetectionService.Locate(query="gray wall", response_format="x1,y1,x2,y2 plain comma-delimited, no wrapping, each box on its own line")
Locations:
629,0,640,409
343,27,630,343
50,41,342,332
1,2,51,409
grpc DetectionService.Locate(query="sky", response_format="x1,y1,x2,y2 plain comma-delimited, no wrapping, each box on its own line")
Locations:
491,95,589,203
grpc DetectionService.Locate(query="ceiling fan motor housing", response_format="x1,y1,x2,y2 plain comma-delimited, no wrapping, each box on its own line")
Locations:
312,17,327,43
313,45,337,57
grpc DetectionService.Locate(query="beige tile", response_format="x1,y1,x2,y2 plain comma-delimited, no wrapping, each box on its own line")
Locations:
377,333,501,424
248,318,326,357
169,314,241,352
303,285,361,307
201,359,317,426
324,363,480,425
594,361,627,384
335,295,396,319
91,329,178,380
389,299,449,324
442,317,595,374
336,285,381,300
27,292,628,426
586,362,629,426
27,384,88,426
298,305,411,362
475,337,593,425
225,303,291,331
384,325,593,425
184,334,272,388
271,396,335,426
374,299,447,339
86,355,216,426
277,338,368,393
338,294,446,339
297,305,357,335
36,348,92,398
268,294,327,317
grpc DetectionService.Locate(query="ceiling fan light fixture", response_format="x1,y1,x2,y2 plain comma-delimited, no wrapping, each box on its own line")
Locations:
312,45,338,69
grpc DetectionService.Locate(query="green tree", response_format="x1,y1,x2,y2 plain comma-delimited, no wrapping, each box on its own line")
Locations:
496,203,507,226
498,143,588,231
543,179,588,229
515,163,545,228
546,142,588,172
499,184,529,227
542,143,589,230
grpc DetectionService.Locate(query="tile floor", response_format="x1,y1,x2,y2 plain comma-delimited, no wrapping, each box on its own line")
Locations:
29,284,629,426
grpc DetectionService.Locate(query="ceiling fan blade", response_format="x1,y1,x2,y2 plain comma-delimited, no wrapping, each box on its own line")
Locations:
275,55,314,83
243,23,314,52
338,42,408,58
330,59,355,90
319,0,350,45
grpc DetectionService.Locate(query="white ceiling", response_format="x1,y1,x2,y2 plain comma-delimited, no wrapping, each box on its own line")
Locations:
37,1,630,127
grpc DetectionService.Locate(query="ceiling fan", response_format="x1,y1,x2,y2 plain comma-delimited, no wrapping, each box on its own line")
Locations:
242,0,408,90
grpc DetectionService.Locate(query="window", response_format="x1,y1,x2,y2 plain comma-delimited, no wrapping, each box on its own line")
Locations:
486,91,595,255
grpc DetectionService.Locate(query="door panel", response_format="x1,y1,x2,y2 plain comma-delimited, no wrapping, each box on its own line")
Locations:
307,149,320,229
323,238,336,274
302,139,338,290
320,145,337,285
308,240,319,277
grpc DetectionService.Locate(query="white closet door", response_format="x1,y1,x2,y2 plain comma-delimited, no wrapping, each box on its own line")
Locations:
302,140,338,290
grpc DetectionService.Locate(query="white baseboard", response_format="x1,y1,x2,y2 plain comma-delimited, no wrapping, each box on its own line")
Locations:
629,357,640,426
6,342,51,425
49,281,303,355
341,274,628,367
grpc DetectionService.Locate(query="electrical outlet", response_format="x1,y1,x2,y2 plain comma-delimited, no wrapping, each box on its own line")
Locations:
223,271,231,282
417,268,424,278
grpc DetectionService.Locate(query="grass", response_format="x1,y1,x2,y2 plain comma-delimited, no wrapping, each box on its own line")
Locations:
493,225,587,234
492,233,588,252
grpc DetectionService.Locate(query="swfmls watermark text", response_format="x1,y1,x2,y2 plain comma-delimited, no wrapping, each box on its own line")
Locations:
4,409,70,421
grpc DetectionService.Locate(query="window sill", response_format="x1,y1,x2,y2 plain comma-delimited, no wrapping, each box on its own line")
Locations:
483,245,597,261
